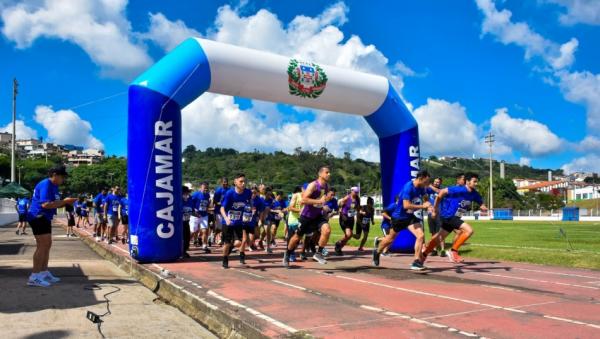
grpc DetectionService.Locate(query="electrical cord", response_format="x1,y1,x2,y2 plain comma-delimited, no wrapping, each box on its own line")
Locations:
84,284,121,338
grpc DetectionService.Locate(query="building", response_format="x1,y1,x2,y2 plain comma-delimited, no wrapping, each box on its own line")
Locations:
0,132,12,143
512,178,543,188
567,185,600,201
516,180,569,195
66,149,105,166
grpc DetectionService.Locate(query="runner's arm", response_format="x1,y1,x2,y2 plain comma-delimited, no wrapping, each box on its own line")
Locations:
301,183,327,205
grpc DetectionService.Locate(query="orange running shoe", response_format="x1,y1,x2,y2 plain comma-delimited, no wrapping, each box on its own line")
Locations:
448,250,463,263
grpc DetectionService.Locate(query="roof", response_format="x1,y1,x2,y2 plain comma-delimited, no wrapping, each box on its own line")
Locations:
518,180,566,190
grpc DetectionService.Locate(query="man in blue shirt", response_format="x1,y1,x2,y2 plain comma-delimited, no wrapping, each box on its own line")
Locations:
212,177,229,238
245,187,264,252
93,188,108,241
182,186,193,258
220,173,252,269
424,172,488,264
27,165,77,287
104,186,122,244
15,196,30,235
119,194,129,244
372,170,432,271
191,182,212,253
268,192,287,248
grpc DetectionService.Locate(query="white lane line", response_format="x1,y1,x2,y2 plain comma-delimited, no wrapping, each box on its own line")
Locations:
468,243,600,255
511,267,600,280
232,269,265,279
473,272,600,290
359,304,484,338
272,279,307,291
543,315,600,329
206,290,297,334
182,289,219,311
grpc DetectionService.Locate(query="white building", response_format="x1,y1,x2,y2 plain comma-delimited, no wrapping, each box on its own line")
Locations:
66,149,105,166
569,185,600,201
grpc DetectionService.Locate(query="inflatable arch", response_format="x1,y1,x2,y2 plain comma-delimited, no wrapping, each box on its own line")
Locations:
128,38,420,262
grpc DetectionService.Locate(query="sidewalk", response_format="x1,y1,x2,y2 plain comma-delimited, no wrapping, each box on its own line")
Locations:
0,221,216,339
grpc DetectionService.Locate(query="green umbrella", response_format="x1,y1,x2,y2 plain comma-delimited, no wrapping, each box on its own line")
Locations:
0,182,31,198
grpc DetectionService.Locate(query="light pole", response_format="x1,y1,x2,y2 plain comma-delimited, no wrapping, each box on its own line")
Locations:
18,165,23,185
108,172,115,186
485,132,495,213
11,78,18,182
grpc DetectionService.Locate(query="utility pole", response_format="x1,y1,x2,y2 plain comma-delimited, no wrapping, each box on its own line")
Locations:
11,78,18,182
484,132,495,212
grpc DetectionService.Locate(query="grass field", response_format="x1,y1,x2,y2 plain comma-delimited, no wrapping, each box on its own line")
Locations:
277,219,600,270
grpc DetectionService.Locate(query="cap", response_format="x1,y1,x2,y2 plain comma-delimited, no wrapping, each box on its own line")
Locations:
48,165,68,177
351,187,359,193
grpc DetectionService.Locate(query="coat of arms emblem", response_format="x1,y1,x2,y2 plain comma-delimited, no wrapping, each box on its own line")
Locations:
287,59,328,99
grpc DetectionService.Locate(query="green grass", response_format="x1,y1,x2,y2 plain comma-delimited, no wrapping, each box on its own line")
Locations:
276,219,600,270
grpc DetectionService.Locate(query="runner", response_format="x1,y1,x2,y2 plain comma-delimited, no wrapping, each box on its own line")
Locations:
355,197,375,251
286,186,303,262
212,177,229,246
26,165,77,287
220,173,251,269
283,165,332,268
104,186,122,244
80,196,90,227
334,187,360,256
15,196,29,235
372,170,432,271
182,186,193,258
426,177,444,256
191,182,212,253
269,192,287,248
260,191,274,253
423,172,488,264
74,196,82,228
93,188,108,241
378,195,399,256
119,194,129,244
65,198,76,237
245,187,264,252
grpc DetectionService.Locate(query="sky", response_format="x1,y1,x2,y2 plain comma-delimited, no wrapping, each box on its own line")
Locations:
1,0,599,174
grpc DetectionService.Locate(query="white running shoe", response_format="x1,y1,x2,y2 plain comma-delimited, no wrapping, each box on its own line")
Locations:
40,271,61,283
27,274,51,287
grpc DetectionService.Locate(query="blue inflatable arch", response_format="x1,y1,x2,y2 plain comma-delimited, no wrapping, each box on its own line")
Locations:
128,38,420,262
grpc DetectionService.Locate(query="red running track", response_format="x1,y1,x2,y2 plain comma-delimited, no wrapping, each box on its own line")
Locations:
65,221,600,339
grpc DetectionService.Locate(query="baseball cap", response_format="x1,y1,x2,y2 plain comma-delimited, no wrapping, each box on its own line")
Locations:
351,187,359,193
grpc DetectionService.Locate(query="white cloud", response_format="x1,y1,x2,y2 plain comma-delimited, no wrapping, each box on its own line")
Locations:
519,157,531,166
181,93,379,161
0,120,38,140
555,70,600,133
561,154,600,173
491,108,563,156
412,99,482,156
142,12,201,52
547,0,600,26
0,0,152,78
475,0,578,70
577,135,600,151
34,105,104,149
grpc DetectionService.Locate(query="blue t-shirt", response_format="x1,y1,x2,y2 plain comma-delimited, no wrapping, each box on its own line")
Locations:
182,196,194,221
17,198,29,214
191,191,211,217
120,198,129,215
28,178,60,221
440,185,483,219
222,188,252,227
270,200,286,221
381,202,396,229
105,194,122,216
390,180,427,220
213,187,228,206
249,196,265,225
325,197,338,212
94,193,107,213
427,187,442,214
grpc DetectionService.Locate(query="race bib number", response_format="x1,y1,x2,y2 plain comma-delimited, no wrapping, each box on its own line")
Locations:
242,212,253,223
112,205,118,212
362,217,371,225
274,212,282,220
199,201,208,212
228,210,241,221
314,203,323,209
347,209,356,217
455,209,466,218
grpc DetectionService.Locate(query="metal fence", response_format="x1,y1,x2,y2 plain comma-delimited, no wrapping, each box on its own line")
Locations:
462,208,600,217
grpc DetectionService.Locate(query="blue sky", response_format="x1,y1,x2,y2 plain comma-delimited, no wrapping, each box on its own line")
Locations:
1,0,599,173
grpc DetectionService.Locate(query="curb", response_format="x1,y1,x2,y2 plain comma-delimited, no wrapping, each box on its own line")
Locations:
63,222,311,339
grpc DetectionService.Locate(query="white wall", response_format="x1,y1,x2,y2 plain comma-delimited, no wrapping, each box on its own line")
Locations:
0,212,18,226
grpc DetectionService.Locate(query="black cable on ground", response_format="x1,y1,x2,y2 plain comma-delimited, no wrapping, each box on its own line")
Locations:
83,284,121,338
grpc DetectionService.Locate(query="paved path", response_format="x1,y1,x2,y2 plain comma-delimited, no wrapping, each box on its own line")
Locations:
0,221,216,339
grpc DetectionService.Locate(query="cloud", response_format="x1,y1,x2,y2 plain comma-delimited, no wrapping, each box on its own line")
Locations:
546,0,600,26
412,99,482,156
0,0,152,78
475,0,578,70
142,12,202,52
490,108,563,156
181,93,379,161
561,154,600,173
34,105,104,149
519,157,531,166
555,70,600,133
0,120,38,140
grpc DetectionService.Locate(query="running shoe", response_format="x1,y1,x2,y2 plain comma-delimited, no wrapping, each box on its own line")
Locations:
266,248,273,254
41,271,61,283
15,230,19,235
372,237,381,266
448,250,463,263
440,250,447,257
410,260,427,271
27,275,51,287
283,251,290,268
334,242,343,256
300,253,307,261
203,247,211,254
289,252,296,262
239,253,246,265
222,256,229,269
312,252,327,264
322,248,329,257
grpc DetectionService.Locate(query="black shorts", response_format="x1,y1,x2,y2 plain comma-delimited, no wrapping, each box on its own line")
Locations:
242,223,255,233
270,219,281,228
428,214,441,234
121,215,129,225
75,207,82,216
67,214,75,226
441,216,464,232
340,214,355,231
222,225,244,244
391,217,421,233
356,218,371,235
29,216,52,235
297,216,328,237
18,213,27,222
208,213,215,225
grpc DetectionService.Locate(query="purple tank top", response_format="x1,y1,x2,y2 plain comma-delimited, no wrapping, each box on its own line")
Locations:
301,180,328,219
341,194,358,217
